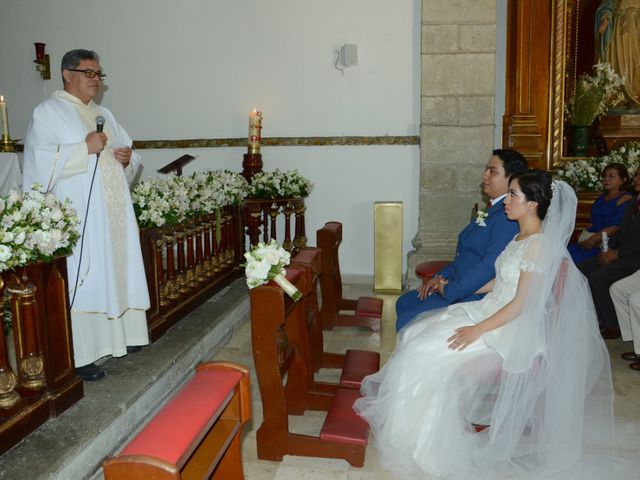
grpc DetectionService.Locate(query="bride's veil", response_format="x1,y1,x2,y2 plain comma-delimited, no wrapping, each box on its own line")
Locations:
473,180,614,478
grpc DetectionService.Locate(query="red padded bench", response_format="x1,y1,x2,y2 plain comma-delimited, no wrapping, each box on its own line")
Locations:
415,260,450,281
317,222,383,331
250,267,370,467
290,247,379,390
103,362,251,480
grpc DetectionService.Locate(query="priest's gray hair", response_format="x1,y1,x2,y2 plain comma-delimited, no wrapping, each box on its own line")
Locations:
61,49,100,82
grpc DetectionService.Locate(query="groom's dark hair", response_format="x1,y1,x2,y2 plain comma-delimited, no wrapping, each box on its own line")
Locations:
493,149,528,177
510,169,553,220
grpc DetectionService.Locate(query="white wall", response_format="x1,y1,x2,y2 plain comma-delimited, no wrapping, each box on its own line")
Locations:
0,0,420,276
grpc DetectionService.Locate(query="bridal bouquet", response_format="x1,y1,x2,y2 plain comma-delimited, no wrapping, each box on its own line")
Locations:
244,239,301,301
0,185,80,272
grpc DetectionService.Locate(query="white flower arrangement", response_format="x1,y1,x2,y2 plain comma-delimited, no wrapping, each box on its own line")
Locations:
0,185,80,272
244,239,301,301
132,170,250,227
250,169,314,199
556,141,640,192
566,62,625,126
475,208,488,227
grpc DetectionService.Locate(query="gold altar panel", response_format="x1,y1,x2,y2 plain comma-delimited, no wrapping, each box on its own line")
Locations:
374,202,403,293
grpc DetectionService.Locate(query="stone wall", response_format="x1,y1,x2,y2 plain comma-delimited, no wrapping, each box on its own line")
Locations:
407,0,497,286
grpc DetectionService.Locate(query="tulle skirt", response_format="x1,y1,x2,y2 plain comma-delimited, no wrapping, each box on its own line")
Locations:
353,304,625,480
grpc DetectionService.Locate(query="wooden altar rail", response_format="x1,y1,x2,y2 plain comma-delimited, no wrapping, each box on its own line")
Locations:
139,206,245,342
243,197,307,252
0,258,83,455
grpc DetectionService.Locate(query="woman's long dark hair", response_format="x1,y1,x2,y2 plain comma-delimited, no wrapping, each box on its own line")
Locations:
508,169,553,220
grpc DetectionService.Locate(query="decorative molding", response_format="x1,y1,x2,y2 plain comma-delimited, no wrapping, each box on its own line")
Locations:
132,135,419,150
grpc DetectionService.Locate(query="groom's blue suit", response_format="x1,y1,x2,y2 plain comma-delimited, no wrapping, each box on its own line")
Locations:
396,198,519,330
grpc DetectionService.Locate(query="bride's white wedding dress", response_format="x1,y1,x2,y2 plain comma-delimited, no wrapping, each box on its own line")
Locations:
355,235,545,479
355,196,621,480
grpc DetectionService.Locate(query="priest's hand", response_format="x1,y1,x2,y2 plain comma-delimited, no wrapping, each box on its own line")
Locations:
113,146,132,167
86,131,107,154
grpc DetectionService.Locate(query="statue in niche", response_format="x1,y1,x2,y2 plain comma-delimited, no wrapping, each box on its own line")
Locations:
595,0,640,109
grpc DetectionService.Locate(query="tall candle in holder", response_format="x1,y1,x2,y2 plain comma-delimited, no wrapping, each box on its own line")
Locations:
0,95,9,138
248,108,263,154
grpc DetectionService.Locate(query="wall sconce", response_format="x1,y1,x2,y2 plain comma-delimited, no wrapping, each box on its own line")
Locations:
34,42,51,80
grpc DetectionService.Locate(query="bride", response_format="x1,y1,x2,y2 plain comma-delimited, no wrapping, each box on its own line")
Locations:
354,170,615,479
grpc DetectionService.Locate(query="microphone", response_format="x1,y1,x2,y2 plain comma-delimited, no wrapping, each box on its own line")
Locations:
95,115,105,159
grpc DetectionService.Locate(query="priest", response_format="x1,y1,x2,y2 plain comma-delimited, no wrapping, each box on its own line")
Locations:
22,49,150,381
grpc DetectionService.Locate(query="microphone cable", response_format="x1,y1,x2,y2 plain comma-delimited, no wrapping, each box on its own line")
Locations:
70,116,105,309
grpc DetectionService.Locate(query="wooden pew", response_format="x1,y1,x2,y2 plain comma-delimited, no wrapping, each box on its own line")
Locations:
250,267,370,467
103,361,250,480
290,248,380,389
316,222,383,331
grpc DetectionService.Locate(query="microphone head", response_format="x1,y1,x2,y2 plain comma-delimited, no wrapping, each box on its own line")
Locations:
96,115,105,132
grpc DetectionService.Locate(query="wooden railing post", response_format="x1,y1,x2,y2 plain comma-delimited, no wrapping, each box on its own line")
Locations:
283,201,294,252
293,199,307,251
175,230,189,293
163,233,180,301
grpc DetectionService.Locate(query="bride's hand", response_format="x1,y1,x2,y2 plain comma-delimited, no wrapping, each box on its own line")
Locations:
447,325,481,351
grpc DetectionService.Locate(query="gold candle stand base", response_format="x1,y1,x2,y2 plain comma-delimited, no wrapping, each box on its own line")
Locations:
0,135,19,153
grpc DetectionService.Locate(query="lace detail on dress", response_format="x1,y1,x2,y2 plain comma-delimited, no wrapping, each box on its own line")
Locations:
520,258,541,272
479,235,541,313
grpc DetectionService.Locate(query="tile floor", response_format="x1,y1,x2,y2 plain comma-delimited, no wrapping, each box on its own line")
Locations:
210,285,640,479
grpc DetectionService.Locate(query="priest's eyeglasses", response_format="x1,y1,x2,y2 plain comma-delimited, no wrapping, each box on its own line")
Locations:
68,68,107,80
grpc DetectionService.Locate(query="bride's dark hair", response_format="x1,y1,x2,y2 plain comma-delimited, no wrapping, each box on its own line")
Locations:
509,169,553,220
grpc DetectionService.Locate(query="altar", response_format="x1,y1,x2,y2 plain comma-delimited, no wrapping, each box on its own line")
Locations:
0,152,21,195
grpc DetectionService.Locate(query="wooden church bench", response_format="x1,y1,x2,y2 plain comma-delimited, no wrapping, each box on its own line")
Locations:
316,222,383,331
250,267,370,467
290,247,380,390
103,361,251,480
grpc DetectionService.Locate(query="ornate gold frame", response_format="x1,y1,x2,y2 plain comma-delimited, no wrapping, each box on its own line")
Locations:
549,0,581,167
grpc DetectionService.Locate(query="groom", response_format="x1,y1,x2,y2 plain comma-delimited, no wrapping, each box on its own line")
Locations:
395,149,528,330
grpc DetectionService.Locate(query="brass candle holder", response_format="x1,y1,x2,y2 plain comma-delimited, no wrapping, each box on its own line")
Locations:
0,134,19,153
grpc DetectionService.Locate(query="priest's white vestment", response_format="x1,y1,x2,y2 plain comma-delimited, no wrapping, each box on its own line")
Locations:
23,91,150,367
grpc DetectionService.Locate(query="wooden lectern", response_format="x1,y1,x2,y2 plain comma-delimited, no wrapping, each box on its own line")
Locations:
157,154,196,176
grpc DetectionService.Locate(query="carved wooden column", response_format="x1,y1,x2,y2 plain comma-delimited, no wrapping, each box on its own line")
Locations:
8,275,45,391
503,0,553,169
0,279,19,409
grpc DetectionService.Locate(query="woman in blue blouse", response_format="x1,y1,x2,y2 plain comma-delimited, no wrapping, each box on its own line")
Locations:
569,163,632,263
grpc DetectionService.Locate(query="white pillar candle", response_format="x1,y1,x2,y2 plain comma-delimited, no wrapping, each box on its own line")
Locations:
248,108,263,148
0,95,9,137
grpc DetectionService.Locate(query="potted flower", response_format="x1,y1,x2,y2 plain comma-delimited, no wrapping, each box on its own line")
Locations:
565,62,625,156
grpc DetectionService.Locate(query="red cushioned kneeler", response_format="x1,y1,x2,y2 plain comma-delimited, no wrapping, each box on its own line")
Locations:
339,350,380,388
355,297,383,318
319,388,369,446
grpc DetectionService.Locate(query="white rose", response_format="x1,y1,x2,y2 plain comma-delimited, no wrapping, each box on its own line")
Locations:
0,244,12,262
14,230,26,245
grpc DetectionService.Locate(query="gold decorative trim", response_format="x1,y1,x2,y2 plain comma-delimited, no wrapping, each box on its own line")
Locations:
549,0,567,168
16,135,419,152
132,135,419,150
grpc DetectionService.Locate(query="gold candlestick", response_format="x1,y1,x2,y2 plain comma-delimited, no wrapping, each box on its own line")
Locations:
0,134,18,153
